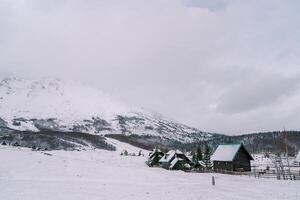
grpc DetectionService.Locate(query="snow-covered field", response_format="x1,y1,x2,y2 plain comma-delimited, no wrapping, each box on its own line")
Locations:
0,140,299,200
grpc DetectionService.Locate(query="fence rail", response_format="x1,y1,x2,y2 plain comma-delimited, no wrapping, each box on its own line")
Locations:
211,168,300,180
251,169,300,180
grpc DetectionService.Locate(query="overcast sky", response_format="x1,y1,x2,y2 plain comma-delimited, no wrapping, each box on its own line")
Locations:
1,0,300,135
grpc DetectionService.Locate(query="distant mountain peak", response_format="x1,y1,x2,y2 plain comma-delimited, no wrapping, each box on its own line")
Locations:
0,77,132,120
0,77,212,142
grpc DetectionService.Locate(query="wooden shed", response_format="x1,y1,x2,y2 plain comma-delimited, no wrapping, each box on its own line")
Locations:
211,144,253,172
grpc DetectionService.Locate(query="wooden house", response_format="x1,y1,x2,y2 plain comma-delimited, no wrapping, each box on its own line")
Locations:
147,148,164,166
211,144,253,172
193,161,206,171
159,150,193,170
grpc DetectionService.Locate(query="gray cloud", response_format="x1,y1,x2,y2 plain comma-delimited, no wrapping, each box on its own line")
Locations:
216,73,300,114
183,0,235,11
0,0,300,134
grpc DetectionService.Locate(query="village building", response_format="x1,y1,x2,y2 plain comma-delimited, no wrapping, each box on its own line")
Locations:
159,150,193,170
12,142,20,147
169,157,189,170
193,160,206,171
147,148,164,166
211,144,254,172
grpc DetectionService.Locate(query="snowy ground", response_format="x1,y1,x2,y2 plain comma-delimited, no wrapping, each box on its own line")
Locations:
0,141,299,200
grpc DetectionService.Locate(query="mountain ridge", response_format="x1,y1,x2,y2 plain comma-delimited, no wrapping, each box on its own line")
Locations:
0,77,214,143
1,77,299,154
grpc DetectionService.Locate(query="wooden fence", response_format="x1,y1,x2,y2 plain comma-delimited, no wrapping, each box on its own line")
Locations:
250,168,300,180
211,168,300,180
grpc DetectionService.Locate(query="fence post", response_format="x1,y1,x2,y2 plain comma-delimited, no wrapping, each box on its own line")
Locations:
212,176,215,186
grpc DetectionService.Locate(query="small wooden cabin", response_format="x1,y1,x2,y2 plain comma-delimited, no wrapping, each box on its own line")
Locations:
211,144,253,172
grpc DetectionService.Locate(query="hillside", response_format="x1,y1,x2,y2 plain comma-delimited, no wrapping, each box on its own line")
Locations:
0,144,299,200
0,77,214,150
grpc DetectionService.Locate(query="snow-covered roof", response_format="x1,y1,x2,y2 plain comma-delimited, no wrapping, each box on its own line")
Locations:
159,150,184,163
166,150,173,155
161,151,175,163
166,150,183,155
175,150,183,154
167,152,176,161
296,151,300,162
198,161,206,167
149,148,162,157
211,144,252,161
186,155,193,162
169,157,183,169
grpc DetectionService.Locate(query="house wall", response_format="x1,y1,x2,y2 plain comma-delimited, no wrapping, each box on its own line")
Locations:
160,162,170,169
151,155,162,165
213,161,233,171
171,161,183,170
233,148,251,171
176,154,186,160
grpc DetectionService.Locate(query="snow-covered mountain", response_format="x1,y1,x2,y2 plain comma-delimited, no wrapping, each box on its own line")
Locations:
0,77,213,142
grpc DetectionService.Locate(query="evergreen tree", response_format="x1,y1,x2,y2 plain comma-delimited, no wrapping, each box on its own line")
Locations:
196,147,203,161
191,150,197,162
203,144,212,169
